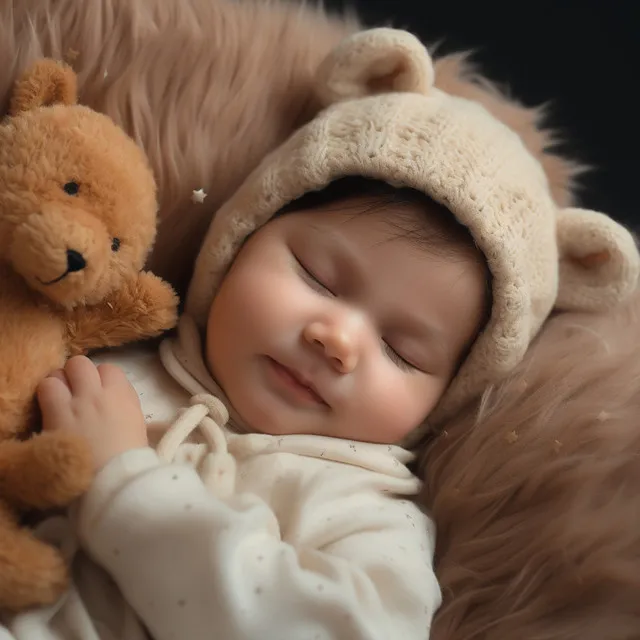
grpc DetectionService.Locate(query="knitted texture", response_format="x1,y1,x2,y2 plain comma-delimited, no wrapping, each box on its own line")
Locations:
187,28,639,422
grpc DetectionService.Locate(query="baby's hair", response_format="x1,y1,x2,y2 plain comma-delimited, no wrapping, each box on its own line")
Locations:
278,177,479,257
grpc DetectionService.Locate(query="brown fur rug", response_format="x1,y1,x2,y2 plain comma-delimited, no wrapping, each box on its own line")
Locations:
421,297,640,639
4,1,634,638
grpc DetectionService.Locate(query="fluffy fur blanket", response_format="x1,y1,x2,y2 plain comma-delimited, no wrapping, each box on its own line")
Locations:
421,297,640,639
4,1,637,638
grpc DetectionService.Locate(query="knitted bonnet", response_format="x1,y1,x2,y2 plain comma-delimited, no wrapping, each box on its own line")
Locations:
187,28,639,423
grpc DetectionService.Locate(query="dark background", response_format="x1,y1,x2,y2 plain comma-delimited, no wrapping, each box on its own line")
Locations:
325,0,639,228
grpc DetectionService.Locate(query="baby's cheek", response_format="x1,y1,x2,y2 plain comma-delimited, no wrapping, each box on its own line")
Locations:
362,376,436,444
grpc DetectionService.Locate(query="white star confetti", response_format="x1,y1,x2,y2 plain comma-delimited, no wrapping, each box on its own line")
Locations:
65,48,79,62
191,188,207,204
505,430,519,444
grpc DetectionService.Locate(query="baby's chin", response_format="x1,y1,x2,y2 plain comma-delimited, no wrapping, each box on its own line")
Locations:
215,385,281,436
232,398,329,438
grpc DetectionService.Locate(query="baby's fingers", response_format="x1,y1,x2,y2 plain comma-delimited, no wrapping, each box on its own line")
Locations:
37,376,72,431
64,356,102,396
97,362,131,389
47,369,69,388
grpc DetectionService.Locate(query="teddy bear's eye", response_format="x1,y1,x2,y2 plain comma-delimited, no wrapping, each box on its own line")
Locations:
111,238,121,252
63,181,80,196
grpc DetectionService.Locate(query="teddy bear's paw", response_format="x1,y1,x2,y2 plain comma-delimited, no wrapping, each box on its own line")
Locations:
132,271,180,335
17,432,94,510
0,396,34,439
0,532,69,612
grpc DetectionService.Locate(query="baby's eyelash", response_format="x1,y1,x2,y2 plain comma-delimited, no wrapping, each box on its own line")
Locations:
383,341,415,373
295,256,334,295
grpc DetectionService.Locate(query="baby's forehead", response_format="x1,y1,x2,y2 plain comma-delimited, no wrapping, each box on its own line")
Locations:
285,196,479,259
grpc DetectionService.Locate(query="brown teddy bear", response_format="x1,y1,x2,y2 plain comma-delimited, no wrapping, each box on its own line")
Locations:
0,59,179,611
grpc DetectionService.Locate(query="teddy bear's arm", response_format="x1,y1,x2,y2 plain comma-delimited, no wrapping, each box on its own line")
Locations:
65,271,179,354
0,432,93,511
0,500,70,611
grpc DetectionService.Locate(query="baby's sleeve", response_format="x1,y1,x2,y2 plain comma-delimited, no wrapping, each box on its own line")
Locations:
79,448,441,640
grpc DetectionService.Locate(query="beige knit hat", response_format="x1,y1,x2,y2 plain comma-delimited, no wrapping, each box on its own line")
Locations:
186,28,639,423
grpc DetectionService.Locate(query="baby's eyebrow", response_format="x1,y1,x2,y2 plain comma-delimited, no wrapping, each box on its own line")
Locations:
399,314,443,343
307,223,369,290
389,314,448,362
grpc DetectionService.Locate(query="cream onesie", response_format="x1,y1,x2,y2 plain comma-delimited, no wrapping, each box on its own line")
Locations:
0,316,441,640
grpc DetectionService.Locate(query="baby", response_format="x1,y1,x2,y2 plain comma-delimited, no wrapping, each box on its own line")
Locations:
2,28,637,640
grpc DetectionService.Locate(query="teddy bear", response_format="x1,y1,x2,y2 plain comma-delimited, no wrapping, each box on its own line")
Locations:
0,58,179,612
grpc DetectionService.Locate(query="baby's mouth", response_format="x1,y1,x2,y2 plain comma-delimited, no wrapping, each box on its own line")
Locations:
267,357,328,406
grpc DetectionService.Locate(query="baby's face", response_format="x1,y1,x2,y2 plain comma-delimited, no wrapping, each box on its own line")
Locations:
206,201,487,443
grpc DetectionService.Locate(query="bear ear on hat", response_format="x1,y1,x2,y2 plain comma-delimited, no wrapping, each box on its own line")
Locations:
10,59,78,116
316,27,435,106
556,207,640,311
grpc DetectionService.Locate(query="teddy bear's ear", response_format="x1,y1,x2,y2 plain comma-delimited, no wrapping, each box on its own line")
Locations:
315,28,435,107
555,207,640,311
10,59,78,116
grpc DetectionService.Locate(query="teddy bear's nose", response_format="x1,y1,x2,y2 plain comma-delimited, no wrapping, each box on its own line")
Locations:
66,249,87,273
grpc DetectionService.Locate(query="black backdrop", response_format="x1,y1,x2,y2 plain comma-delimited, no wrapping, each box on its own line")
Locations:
324,0,639,229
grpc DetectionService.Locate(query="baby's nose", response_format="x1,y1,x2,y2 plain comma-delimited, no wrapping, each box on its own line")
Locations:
304,320,360,373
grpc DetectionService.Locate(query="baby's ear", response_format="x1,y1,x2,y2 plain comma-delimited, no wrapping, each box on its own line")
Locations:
316,28,435,106
10,59,77,116
556,207,640,311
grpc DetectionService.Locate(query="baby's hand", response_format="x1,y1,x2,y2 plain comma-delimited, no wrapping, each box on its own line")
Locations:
37,356,149,472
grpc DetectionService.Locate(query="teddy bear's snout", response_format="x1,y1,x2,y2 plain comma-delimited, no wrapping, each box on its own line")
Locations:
37,249,86,283
9,208,116,304
36,248,87,286
65,249,87,274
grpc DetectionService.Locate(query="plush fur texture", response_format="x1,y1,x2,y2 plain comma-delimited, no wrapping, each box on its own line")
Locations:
420,296,640,639
0,59,178,612
0,0,582,297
